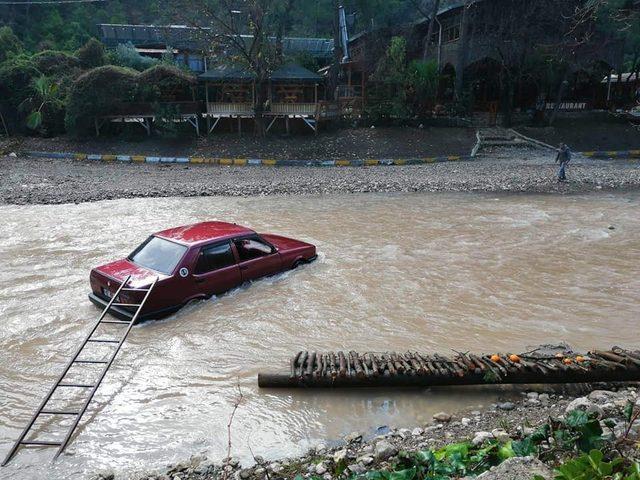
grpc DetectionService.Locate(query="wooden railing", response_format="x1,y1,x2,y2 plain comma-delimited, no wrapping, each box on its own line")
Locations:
269,103,318,116
206,102,254,115
109,101,200,117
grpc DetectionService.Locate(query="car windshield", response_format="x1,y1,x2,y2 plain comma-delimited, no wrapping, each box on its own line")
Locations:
128,236,188,275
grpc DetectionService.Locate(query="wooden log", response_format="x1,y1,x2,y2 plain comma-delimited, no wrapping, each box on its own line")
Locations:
612,350,640,367
314,353,323,378
484,355,509,376
593,350,626,364
338,351,347,377
291,351,302,378
455,354,475,371
399,354,413,374
306,352,316,377
320,353,328,377
385,355,396,375
351,351,365,378
362,354,371,378
413,353,430,374
328,352,337,379
408,353,425,375
424,355,447,377
369,353,380,376
469,354,487,372
258,359,640,388
299,351,309,379
478,357,503,380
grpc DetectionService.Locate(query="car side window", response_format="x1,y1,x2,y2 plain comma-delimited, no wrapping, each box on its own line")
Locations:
195,242,236,274
234,238,273,262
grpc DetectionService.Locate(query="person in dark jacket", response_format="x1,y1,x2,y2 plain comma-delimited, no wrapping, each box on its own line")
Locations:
555,143,571,182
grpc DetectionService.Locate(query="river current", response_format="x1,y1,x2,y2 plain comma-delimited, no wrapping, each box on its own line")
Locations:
0,192,639,479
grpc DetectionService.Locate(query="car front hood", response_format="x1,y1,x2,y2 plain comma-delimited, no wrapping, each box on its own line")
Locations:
93,259,166,287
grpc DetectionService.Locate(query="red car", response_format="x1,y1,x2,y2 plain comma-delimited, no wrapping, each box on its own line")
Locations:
89,221,317,320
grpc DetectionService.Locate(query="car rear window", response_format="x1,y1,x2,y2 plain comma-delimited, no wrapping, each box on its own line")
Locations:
195,242,236,274
129,236,188,275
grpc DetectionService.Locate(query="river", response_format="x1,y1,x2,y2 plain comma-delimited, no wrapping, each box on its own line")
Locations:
0,192,639,479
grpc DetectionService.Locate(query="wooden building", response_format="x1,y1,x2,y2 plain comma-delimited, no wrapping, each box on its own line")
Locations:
199,64,256,134
266,64,326,134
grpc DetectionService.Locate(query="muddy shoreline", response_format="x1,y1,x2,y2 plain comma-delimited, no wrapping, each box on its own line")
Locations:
97,384,638,480
2,148,640,206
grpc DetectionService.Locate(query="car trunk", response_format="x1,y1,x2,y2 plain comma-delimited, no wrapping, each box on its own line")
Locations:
90,259,160,311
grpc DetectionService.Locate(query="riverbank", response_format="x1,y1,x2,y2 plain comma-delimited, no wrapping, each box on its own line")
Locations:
98,384,638,480
2,147,640,205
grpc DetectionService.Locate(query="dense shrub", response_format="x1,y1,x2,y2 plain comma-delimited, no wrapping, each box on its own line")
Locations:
366,36,411,122
136,64,196,101
367,37,441,122
33,50,81,75
65,65,138,135
0,55,42,109
76,38,106,69
111,42,158,71
0,27,23,63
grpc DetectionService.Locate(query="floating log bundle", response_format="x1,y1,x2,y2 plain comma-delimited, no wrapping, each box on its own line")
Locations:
257,347,640,388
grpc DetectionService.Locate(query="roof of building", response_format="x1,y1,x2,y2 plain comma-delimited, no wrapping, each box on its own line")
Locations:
99,24,334,58
199,64,256,82
270,63,323,83
155,221,254,246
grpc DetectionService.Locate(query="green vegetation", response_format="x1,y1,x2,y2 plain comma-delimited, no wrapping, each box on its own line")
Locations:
76,38,106,69
367,36,440,122
64,65,138,135
291,401,640,480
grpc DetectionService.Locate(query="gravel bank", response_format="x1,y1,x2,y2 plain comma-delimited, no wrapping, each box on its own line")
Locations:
2,148,640,205
91,385,639,480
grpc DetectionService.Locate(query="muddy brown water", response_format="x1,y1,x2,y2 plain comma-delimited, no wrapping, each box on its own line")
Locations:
1,192,639,479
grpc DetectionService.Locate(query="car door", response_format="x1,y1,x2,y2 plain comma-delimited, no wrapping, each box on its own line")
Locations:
192,241,242,296
232,236,282,282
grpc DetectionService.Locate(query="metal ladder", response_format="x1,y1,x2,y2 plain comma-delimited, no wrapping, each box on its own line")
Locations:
2,275,158,466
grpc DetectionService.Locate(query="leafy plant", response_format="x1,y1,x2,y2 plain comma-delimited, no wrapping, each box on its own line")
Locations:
0,26,23,63
22,76,64,131
76,38,106,69
112,42,159,71
65,65,138,135
533,449,640,480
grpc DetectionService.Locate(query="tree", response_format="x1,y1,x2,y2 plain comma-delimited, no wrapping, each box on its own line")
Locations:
0,26,23,63
172,0,301,136
23,76,64,133
76,38,106,69
408,0,441,61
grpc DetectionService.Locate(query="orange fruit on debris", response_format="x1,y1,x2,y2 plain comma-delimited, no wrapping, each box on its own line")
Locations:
563,358,573,364
576,355,585,363
509,354,521,363
555,353,564,358
490,354,501,363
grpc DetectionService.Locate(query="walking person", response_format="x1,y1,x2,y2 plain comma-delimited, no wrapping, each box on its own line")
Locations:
555,143,571,182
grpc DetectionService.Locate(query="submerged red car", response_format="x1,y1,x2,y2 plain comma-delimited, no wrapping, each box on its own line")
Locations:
89,221,317,320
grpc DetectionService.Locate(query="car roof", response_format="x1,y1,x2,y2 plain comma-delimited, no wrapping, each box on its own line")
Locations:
154,221,255,246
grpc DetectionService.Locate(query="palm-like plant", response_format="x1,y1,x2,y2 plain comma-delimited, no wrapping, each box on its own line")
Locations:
24,76,63,130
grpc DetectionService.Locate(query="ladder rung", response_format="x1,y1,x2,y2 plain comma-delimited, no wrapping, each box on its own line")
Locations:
20,440,63,446
111,303,141,307
121,288,150,292
87,339,119,344
58,383,96,388
100,320,131,325
73,360,108,364
40,410,79,416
